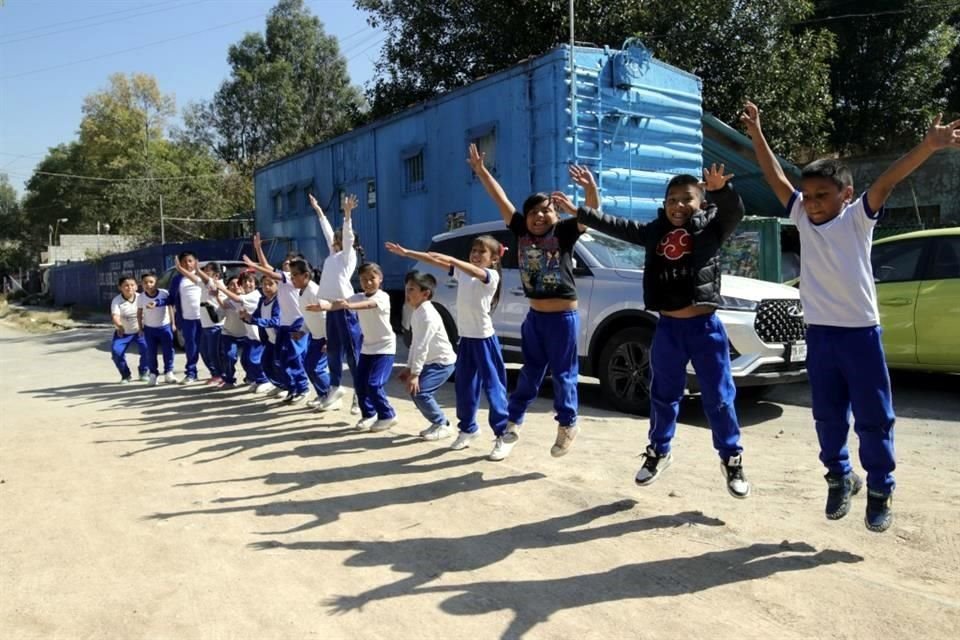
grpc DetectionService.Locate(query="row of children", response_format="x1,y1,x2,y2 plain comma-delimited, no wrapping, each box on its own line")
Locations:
111,105,959,534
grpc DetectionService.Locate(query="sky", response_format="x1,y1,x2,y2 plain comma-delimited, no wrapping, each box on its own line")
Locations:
0,0,384,194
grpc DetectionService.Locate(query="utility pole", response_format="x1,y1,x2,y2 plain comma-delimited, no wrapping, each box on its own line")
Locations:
569,0,578,202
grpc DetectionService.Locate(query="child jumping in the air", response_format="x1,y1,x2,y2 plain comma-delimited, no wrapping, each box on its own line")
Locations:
242,275,282,395
136,271,177,385
743,101,960,531
385,235,509,459
468,143,588,460
167,251,206,384
110,275,149,383
398,271,457,439
310,192,363,414
329,262,396,432
570,163,750,498
242,235,312,405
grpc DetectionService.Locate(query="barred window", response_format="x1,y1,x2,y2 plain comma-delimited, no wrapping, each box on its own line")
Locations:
471,129,497,172
403,150,425,193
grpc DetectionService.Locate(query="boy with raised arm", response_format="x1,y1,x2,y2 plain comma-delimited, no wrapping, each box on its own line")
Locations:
742,100,960,532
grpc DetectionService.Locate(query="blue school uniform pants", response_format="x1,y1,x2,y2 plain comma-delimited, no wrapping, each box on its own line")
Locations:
199,326,222,378
456,336,509,435
508,309,579,427
178,318,201,380
305,337,331,398
807,324,896,494
356,353,395,420
241,338,267,384
143,325,175,375
648,313,742,460
261,340,282,388
277,328,309,395
412,362,456,426
326,309,362,388
219,333,244,384
111,331,148,379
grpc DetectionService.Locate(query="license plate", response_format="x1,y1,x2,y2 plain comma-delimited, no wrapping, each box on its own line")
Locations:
790,342,807,362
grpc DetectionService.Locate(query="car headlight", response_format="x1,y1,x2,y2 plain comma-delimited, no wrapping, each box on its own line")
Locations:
719,295,759,312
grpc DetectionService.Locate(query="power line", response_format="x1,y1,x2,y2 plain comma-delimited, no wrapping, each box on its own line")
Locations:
797,1,960,25
8,170,231,183
0,0,183,38
0,1,208,46
0,13,267,81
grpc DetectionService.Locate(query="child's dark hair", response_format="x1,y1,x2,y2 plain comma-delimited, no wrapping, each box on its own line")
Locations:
472,235,503,312
117,275,136,286
202,261,220,273
224,275,240,288
238,272,256,286
358,262,382,278
177,251,196,262
664,174,705,198
333,229,366,268
405,270,436,298
140,271,157,280
288,258,311,276
522,192,551,216
801,158,853,190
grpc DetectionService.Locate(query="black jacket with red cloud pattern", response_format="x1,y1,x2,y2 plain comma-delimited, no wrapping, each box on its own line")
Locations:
577,184,744,312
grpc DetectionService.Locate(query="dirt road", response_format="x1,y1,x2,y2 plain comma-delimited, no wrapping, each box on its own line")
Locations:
1,324,958,639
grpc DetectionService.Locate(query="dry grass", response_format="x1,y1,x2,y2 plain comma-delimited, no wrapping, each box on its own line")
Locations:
0,297,73,333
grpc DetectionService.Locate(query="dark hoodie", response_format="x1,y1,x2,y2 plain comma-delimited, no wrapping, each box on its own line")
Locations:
576,184,744,311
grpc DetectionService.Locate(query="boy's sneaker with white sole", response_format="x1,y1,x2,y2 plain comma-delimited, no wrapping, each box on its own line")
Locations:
316,393,344,412
354,416,377,431
635,446,672,486
865,489,893,533
721,454,751,499
450,430,479,450
148,374,158,386
825,471,863,520
550,425,579,458
163,372,179,384
350,395,360,415
370,417,398,433
488,435,517,461
420,423,454,441
138,372,150,382
253,381,274,394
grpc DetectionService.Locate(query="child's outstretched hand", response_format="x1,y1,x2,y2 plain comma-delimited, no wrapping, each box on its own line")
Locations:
702,163,735,191
304,303,324,312
740,101,761,135
146,301,157,309
331,299,348,311
252,232,262,253
343,193,359,217
550,191,577,215
466,143,486,174
426,251,452,266
384,242,407,257
923,113,960,151
568,164,597,190
308,193,322,214
241,254,258,268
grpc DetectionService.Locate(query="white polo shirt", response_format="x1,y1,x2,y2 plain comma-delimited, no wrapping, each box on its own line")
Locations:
178,276,202,320
788,191,881,327
408,301,457,375
455,268,499,339
199,283,224,329
111,294,140,334
350,290,395,355
240,291,262,341
318,215,357,300
276,272,304,328
299,280,326,339
138,290,171,328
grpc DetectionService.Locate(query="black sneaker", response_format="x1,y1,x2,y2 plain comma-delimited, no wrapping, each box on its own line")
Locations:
635,446,672,486
824,471,863,520
283,392,307,405
721,455,751,499
865,490,893,533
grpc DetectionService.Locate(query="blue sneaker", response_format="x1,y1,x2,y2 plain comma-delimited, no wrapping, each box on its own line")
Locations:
865,490,893,533
824,471,863,520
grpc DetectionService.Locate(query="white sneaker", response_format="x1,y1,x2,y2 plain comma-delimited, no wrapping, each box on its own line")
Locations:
316,393,344,412
421,423,454,441
326,386,345,402
350,395,360,415
370,417,398,433
450,430,479,450
355,416,377,431
266,386,285,398
179,376,197,385
163,372,179,384
253,381,274,394
489,436,517,461
307,397,322,409
148,374,158,387
550,425,580,458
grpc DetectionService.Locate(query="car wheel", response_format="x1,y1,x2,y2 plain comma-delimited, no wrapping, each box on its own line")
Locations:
598,326,653,416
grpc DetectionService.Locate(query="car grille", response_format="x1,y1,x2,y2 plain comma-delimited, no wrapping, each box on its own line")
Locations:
754,361,807,374
754,299,806,344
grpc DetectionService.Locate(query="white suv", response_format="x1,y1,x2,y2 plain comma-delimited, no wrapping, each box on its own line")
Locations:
408,220,807,414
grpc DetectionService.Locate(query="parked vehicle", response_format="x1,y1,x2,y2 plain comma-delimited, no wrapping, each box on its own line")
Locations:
156,260,252,350
407,221,808,414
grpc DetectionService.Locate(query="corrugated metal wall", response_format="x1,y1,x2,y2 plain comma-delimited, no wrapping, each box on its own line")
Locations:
254,44,704,290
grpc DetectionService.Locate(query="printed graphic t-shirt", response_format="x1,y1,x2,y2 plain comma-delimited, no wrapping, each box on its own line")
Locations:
508,213,582,300
651,225,697,311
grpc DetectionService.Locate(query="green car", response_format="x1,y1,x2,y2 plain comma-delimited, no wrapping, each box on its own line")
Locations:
787,227,960,372
871,228,960,373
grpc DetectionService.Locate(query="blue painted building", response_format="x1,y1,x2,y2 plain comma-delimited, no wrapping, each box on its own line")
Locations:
254,43,704,290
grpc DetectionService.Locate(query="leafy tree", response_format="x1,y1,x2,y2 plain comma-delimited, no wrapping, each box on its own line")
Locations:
812,0,959,153
0,173,33,273
180,0,364,173
939,9,960,116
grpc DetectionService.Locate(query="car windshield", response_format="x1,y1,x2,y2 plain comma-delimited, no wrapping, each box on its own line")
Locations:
578,231,646,269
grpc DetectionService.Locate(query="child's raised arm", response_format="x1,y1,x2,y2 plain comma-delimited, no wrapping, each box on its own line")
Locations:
867,113,960,212
567,165,597,232
333,297,378,311
468,143,516,225
252,232,271,269
740,101,794,207
703,163,744,241
242,254,282,281
385,242,449,269
342,193,358,265
175,261,202,285
309,193,337,253
554,190,651,245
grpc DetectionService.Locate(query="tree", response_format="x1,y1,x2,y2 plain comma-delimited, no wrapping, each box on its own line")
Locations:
0,173,33,273
812,0,959,153
180,0,364,173
939,9,960,116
